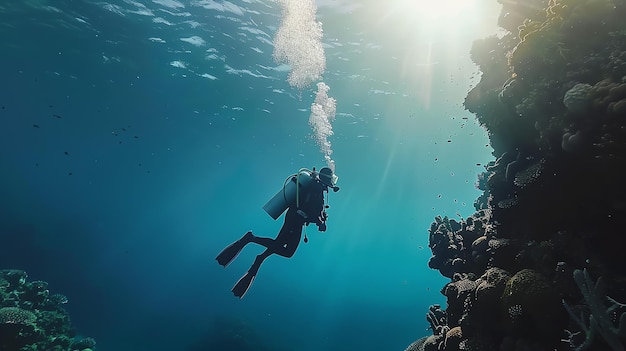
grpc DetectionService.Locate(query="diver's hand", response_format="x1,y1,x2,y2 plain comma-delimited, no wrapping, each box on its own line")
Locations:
317,211,327,232
320,210,328,221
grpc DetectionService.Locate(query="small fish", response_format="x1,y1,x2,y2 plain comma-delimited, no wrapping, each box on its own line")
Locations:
33,124,40,128
122,128,127,132
64,151,69,156
134,135,139,139
53,114,63,119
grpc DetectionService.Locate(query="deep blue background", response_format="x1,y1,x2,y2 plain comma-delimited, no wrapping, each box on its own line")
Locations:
0,0,500,350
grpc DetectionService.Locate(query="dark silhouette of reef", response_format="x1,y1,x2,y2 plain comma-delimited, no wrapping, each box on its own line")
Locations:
0,269,96,351
407,0,626,350
186,315,294,351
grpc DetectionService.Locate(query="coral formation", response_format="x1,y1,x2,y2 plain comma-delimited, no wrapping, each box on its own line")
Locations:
0,307,37,325
562,269,626,350
500,269,564,341
404,336,428,351
407,0,626,350
0,269,96,351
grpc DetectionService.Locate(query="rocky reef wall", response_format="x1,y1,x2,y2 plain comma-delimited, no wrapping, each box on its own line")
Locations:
409,0,626,350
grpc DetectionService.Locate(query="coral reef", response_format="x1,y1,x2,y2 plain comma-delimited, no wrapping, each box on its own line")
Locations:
0,269,96,351
407,0,626,349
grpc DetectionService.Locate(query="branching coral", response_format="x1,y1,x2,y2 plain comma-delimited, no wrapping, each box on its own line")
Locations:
562,269,626,350
426,304,449,336
0,269,28,287
428,213,495,278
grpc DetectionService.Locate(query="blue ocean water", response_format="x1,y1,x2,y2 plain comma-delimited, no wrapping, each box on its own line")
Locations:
1,0,501,350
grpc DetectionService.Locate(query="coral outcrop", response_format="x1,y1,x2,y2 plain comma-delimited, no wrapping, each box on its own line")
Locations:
0,269,96,351
407,0,626,349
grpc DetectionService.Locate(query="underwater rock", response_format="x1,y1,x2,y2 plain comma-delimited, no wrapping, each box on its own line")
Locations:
496,0,548,33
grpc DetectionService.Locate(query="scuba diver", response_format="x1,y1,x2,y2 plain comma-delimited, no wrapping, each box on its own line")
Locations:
216,167,339,298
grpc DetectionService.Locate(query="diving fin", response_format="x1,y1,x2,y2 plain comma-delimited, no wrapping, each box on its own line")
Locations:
215,231,253,267
232,271,256,299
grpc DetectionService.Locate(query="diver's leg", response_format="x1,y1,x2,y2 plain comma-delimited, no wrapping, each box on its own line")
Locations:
271,208,304,258
247,209,304,257
231,224,302,298
246,224,302,257
272,222,303,258
249,236,275,247
250,249,272,274
215,231,254,267
231,211,303,298
232,249,272,298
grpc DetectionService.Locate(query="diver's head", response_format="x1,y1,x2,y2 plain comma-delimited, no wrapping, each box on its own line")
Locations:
319,167,339,189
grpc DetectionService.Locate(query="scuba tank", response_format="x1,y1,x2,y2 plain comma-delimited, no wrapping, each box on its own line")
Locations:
262,169,316,220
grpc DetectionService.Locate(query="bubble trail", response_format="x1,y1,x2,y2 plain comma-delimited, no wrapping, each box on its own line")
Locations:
273,0,326,90
309,82,336,171
273,0,336,171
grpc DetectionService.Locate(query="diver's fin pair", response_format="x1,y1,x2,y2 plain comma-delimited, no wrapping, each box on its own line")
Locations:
232,271,256,299
215,231,253,267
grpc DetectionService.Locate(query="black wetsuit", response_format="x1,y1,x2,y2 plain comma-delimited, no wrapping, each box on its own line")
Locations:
247,176,327,271
224,172,332,298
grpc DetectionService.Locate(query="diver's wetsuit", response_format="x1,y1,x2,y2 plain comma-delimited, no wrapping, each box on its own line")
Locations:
247,177,326,271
